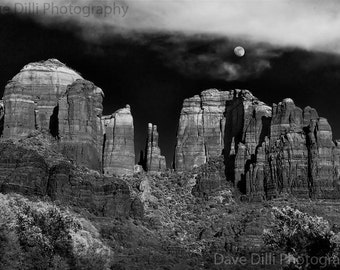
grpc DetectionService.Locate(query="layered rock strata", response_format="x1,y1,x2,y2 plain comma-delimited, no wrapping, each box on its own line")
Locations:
2,59,82,138
175,89,340,199
0,134,134,217
174,89,231,171
102,105,135,176
144,123,166,172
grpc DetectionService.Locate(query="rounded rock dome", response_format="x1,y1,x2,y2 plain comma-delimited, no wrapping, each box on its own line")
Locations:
11,59,82,90
283,98,294,104
2,59,84,138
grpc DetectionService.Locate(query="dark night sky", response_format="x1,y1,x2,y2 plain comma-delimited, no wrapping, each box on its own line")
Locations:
1,13,340,166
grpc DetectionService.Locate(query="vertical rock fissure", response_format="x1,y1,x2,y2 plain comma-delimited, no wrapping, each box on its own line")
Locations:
305,126,315,198
224,97,245,185
49,105,59,139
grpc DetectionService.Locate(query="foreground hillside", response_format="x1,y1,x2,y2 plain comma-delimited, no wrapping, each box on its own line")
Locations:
2,137,340,270
2,183,340,269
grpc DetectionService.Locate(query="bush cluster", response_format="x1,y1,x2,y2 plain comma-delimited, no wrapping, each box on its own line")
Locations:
0,194,112,270
263,206,340,270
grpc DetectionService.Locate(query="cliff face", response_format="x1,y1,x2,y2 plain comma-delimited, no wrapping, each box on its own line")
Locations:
144,123,166,172
57,79,104,171
102,105,135,176
174,89,230,171
175,89,340,199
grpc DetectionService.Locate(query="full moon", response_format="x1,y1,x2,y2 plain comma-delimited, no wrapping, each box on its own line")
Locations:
234,46,246,57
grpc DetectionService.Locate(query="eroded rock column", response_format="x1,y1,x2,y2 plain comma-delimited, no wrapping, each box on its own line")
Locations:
57,79,104,171
103,105,135,176
145,123,166,172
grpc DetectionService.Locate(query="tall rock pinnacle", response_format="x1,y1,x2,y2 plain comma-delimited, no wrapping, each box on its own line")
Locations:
144,123,166,172
102,105,135,176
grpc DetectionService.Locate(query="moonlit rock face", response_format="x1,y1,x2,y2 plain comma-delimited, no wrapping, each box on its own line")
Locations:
234,46,245,57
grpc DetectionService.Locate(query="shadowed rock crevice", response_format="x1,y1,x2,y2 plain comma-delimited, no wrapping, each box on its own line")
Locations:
49,105,59,138
259,116,271,146
224,96,245,183
0,101,4,137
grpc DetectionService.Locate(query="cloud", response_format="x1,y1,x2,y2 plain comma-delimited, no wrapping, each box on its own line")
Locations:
2,0,339,52
1,0,339,80
143,34,281,81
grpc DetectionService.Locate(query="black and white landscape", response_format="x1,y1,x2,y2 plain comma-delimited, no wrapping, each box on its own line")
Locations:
0,1,340,269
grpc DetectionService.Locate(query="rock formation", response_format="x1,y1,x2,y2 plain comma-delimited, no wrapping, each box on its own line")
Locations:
0,133,135,217
57,79,104,171
1,59,136,176
2,59,82,138
102,105,135,176
3,59,340,201
144,123,166,172
175,89,340,200
174,89,230,171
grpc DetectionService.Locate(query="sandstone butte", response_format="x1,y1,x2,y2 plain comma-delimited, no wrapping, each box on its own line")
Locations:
0,59,340,209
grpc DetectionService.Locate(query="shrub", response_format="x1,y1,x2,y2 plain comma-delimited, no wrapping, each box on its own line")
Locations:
263,206,340,270
15,202,79,269
0,194,113,270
